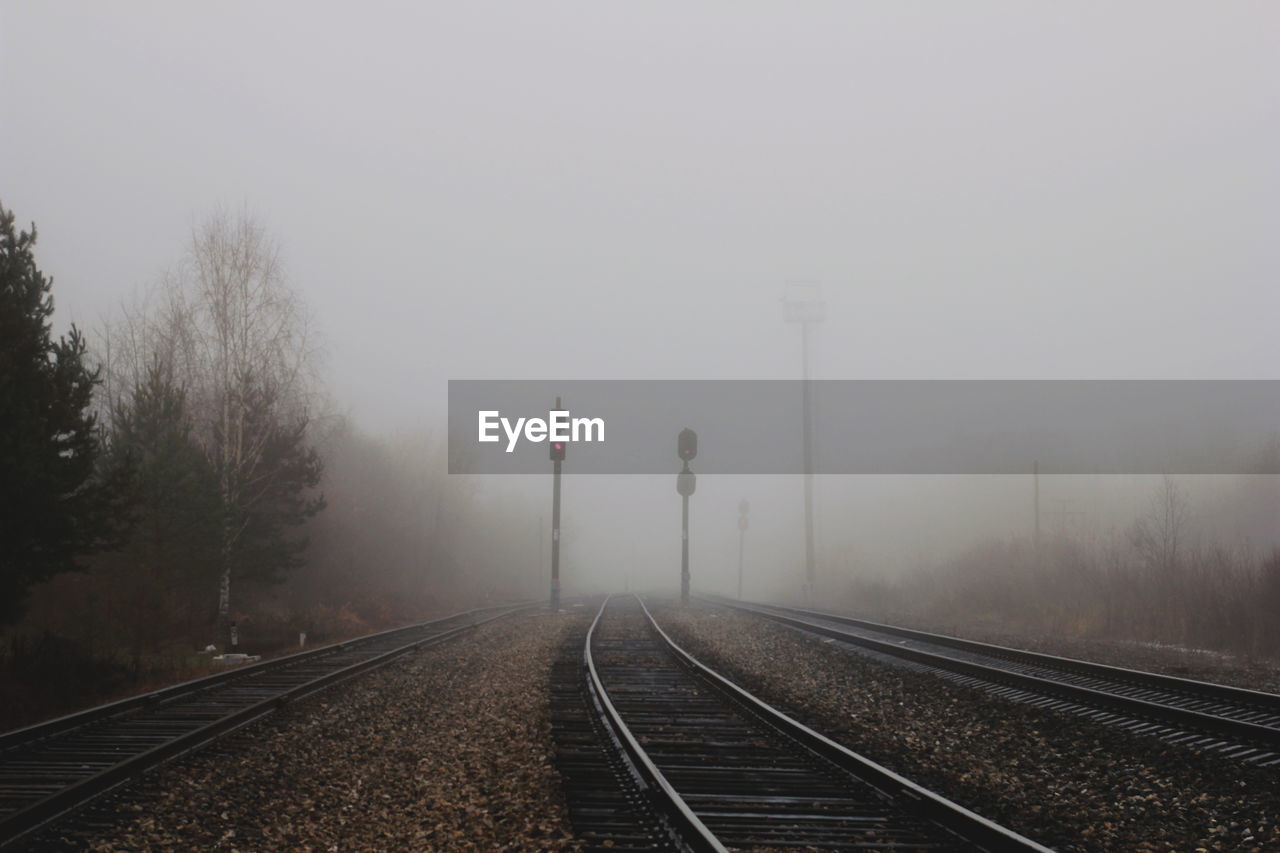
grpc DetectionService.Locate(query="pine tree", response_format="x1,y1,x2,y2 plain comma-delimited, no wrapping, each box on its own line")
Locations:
227,408,326,590
100,362,222,656
0,202,126,625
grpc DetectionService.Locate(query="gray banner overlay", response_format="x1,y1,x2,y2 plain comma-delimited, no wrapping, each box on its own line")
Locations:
448,381,1280,475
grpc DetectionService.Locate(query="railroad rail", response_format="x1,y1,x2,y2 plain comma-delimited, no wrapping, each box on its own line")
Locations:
577,595,1049,852
0,602,534,850
711,597,1280,766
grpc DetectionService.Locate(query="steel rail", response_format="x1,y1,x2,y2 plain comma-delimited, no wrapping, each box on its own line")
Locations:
711,597,1280,754
724,598,1280,712
639,597,1050,853
1,601,528,754
0,602,534,849
583,596,728,853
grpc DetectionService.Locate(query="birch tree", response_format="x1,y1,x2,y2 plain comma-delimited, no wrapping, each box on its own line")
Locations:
167,209,323,646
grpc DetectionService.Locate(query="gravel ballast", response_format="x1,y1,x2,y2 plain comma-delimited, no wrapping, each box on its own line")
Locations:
861,613,1280,696
656,604,1279,853
60,612,586,852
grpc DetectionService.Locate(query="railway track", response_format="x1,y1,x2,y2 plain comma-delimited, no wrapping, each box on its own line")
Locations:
0,602,533,850
713,597,1280,766
569,595,1049,852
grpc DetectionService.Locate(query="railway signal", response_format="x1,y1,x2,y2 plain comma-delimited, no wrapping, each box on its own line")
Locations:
678,427,697,462
676,428,697,604
550,396,565,611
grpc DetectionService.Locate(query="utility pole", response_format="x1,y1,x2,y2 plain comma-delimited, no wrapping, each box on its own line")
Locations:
549,397,565,611
801,319,816,603
1033,460,1041,554
737,499,750,599
784,282,824,603
677,428,698,605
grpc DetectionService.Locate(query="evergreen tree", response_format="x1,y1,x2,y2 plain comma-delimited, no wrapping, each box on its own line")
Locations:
0,202,126,625
100,362,222,656
230,412,326,589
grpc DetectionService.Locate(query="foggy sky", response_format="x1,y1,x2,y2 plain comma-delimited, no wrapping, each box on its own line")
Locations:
3,3,1277,596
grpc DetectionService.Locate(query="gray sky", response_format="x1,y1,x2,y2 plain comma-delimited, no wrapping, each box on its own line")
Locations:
3,2,1277,594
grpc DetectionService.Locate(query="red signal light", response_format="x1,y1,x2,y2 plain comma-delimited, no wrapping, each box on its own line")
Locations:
677,428,697,462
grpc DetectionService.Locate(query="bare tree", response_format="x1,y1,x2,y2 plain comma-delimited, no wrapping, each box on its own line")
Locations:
1124,476,1192,639
95,209,323,650
166,208,321,646
97,276,187,428
1128,475,1190,570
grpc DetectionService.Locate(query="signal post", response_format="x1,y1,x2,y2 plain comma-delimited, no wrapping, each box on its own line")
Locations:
737,499,749,599
676,428,697,605
549,397,565,611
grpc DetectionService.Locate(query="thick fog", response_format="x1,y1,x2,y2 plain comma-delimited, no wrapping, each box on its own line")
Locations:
3,3,1277,607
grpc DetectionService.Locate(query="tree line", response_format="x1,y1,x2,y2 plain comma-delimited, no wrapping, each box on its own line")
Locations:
835,477,1280,658
1,201,537,727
